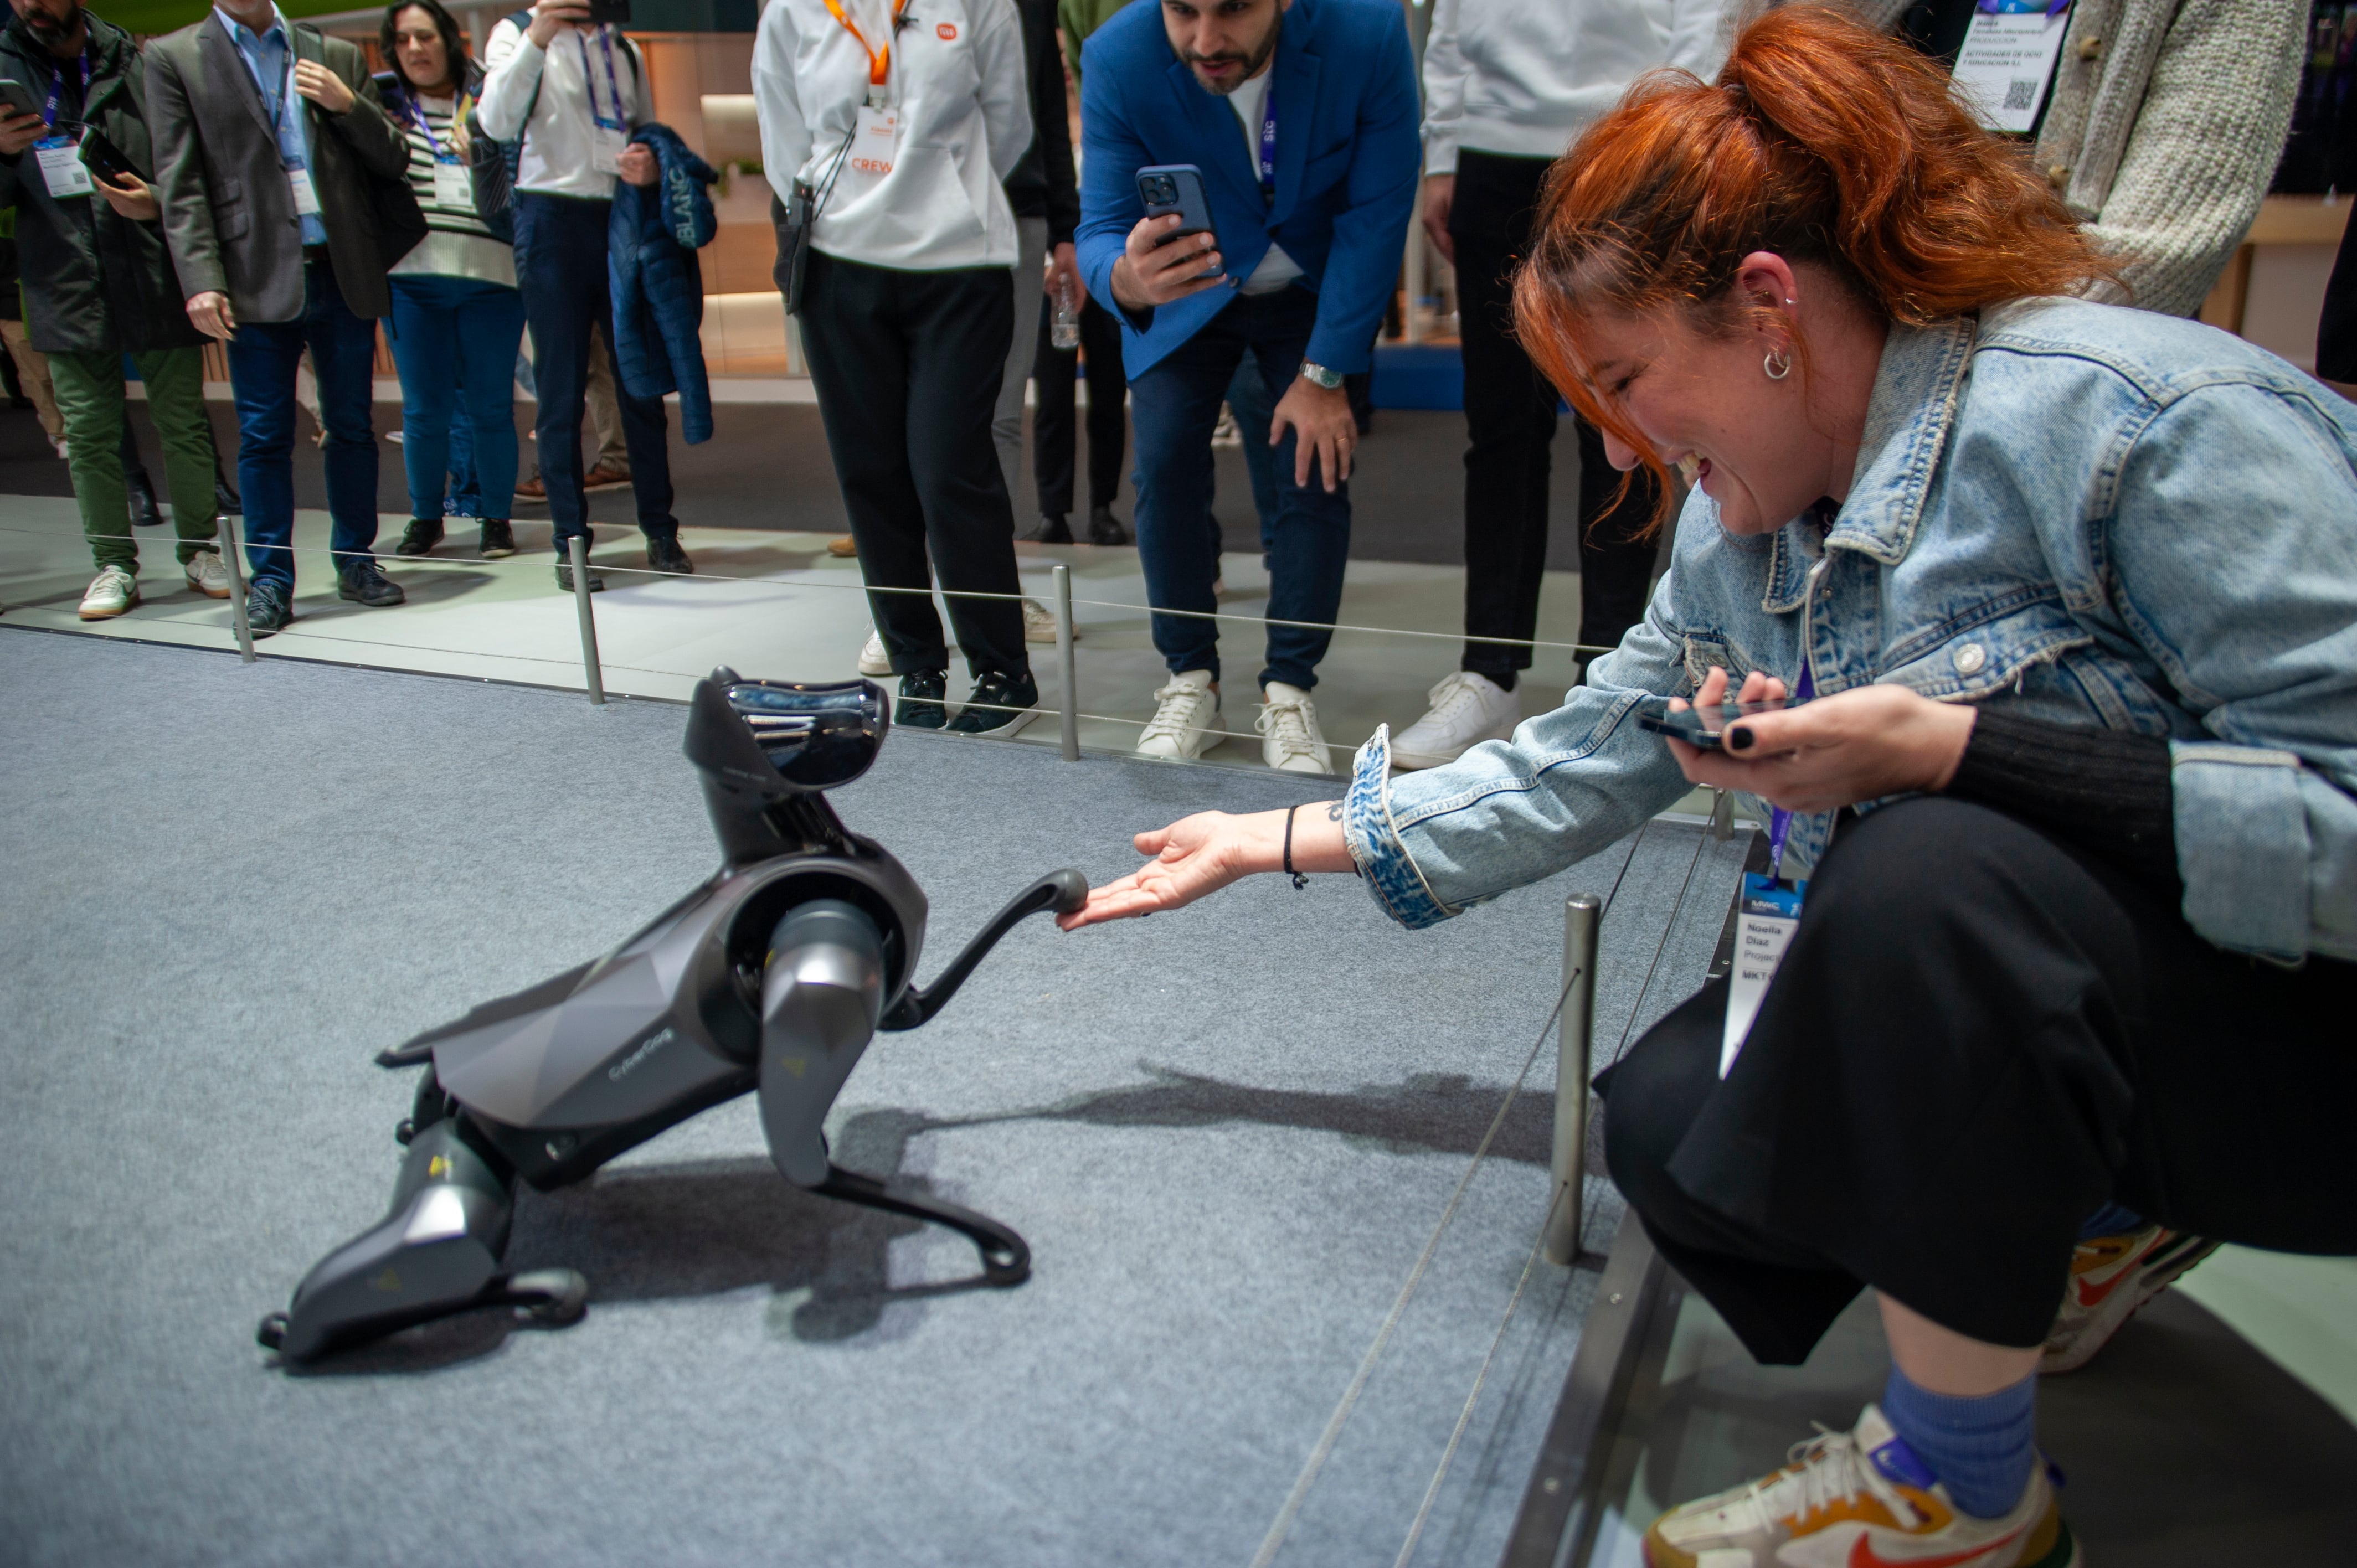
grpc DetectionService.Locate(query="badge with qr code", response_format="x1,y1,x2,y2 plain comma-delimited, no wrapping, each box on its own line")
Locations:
1951,1,2072,136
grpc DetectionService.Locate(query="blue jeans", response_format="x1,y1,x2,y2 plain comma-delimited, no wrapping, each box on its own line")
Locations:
224,254,380,590
1130,287,1349,691
387,273,526,522
513,193,676,548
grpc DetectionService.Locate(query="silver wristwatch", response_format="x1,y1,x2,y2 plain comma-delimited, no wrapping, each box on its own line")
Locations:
1299,361,1344,390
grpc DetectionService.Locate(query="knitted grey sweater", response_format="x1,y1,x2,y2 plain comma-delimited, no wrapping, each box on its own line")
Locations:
1784,0,2306,318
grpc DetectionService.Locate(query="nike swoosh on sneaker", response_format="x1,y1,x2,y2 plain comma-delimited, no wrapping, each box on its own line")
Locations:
2075,1232,2171,1308
1846,1519,2030,1568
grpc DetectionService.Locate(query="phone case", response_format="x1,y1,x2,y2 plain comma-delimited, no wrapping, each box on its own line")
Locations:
1136,163,1214,240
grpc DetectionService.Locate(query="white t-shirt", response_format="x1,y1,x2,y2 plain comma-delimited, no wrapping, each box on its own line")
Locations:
1225,68,1302,297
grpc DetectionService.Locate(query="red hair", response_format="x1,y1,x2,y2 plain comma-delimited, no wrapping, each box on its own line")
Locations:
1513,4,2116,534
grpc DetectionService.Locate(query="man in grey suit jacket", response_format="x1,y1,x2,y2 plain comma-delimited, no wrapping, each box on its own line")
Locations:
147,0,410,634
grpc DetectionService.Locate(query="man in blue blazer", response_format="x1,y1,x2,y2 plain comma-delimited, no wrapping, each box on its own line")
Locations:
1077,0,1417,772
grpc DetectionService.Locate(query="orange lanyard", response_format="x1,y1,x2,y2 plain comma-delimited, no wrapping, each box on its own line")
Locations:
821,0,906,87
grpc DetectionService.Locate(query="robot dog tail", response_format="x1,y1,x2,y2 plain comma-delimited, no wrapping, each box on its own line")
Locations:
258,1118,582,1361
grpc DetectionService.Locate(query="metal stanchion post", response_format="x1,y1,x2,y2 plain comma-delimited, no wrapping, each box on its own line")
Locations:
1052,561,1078,761
1709,786,1735,841
216,513,255,663
567,535,606,705
1542,893,1602,1266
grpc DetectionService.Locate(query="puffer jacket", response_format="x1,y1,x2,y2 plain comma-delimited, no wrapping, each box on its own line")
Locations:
0,13,204,354
608,121,714,444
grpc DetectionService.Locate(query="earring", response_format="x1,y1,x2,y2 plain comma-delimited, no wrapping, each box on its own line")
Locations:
1763,347,1792,380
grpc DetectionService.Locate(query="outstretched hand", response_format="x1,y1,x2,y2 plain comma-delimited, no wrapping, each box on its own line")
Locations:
1058,802,1354,930
1666,666,1976,813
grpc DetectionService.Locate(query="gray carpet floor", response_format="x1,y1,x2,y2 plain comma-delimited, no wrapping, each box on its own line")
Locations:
0,627,1743,1568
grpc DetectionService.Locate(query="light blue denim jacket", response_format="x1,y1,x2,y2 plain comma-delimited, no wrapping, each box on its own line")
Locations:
1343,297,2357,964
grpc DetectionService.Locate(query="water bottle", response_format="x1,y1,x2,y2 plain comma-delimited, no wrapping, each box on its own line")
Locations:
1051,274,1080,350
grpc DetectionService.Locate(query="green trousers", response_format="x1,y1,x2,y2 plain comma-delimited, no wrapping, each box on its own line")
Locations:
48,347,220,572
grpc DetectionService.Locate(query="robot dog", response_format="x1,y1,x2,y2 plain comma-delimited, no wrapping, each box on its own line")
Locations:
258,670,1085,1363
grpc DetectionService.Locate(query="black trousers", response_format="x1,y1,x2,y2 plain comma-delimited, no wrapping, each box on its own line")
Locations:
1450,150,1659,683
1598,797,2357,1366
799,251,1027,678
1031,295,1128,518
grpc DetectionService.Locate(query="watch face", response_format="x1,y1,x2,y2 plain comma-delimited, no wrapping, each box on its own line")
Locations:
1303,363,1342,389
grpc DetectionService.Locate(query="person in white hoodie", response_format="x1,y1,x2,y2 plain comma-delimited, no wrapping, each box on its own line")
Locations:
754,0,1037,734
1389,0,1729,770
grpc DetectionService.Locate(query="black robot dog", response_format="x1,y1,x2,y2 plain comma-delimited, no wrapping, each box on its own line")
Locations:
258,669,1085,1363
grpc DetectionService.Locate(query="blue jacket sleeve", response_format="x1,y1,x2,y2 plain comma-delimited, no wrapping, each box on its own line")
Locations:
1075,37,1154,334
1301,6,1419,374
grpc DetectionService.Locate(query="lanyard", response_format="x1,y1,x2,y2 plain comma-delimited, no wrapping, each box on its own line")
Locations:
252,32,297,141
1255,80,1276,198
1764,658,1816,880
822,0,906,91
407,90,467,161
577,27,626,131
40,49,91,130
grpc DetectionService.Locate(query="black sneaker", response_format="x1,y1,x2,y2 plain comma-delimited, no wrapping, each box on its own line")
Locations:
948,669,1038,735
1023,513,1073,544
214,466,241,517
555,559,605,593
646,533,694,574
396,518,443,556
127,464,163,527
478,519,517,558
1087,505,1130,545
897,669,949,729
338,558,406,607
246,579,292,637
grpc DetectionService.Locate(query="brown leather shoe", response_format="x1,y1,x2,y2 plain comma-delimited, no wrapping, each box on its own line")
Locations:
583,460,632,493
513,473,547,504
826,534,858,558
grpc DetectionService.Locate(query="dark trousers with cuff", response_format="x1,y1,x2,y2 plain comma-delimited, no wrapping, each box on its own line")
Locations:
1032,294,1129,519
1450,150,1659,684
513,192,677,550
799,250,1027,679
1128,286,1349,692
225,254,380,591
1597,796,2357,1366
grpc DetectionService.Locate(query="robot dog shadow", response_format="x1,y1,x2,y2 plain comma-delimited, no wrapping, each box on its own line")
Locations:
291,1061,1568,1376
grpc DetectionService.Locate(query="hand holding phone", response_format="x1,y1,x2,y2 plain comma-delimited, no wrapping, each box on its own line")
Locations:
0,78,47,158
1111,164,1224,312
1636,696,1790,751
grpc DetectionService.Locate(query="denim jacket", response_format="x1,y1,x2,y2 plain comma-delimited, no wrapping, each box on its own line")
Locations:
1344,296,2357,964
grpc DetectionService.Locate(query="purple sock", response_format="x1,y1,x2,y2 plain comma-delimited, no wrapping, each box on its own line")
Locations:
1876,1365,2037,1520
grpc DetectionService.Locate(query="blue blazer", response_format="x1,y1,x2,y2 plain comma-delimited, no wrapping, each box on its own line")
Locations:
1075,0,1419,379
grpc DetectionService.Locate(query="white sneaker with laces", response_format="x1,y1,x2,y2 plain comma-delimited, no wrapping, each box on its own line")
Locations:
1021,596,1071,645
857,630,892,677
1257,681,1331,773
1644,1405,2076,1568
184,550,232,599
78,564,138,619
1210,403,1242,447
1391,670,1519,770
1136,670,1219,760
2041,1223,2219,1374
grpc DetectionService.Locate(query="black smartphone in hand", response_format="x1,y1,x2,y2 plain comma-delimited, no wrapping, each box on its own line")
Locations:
0,76,47,125
586,0,631,25
1635,698,1787,751
63,121,147,185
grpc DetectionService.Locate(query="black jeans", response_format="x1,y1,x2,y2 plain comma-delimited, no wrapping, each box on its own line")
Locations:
1450,150,1659,683
513,193,677,547
799,250,1027,679
1031,294,1128,518
1598,797,2357,1365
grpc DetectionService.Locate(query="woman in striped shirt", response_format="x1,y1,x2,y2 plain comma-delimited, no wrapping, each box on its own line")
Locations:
380,0,526,560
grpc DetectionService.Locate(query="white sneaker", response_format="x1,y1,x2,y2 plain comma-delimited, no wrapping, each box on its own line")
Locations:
1136,669,1219,760
184,550,232,600
1210,403,1242,447
1391,670,1519,770
857,630,893,677
1022,596,1072,645
1257,681,1331,773
78,564,138,620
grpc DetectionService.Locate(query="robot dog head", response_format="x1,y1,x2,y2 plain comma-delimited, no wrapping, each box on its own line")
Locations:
688,669,889,866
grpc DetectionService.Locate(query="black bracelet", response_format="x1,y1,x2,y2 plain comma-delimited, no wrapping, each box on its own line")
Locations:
1283,804,1308,889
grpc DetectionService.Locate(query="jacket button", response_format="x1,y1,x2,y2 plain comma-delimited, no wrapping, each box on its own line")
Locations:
2077,35,2102,60
1952,642,1987,676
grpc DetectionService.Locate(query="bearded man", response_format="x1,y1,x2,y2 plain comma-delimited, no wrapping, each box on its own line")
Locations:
1074,0,1417,774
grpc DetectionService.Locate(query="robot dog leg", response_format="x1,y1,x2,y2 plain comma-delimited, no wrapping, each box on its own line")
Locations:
757,900,1030,1284
256,1107,584,1360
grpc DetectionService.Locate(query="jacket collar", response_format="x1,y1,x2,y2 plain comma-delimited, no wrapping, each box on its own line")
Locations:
1759,312,1978,611
2,13,128,116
